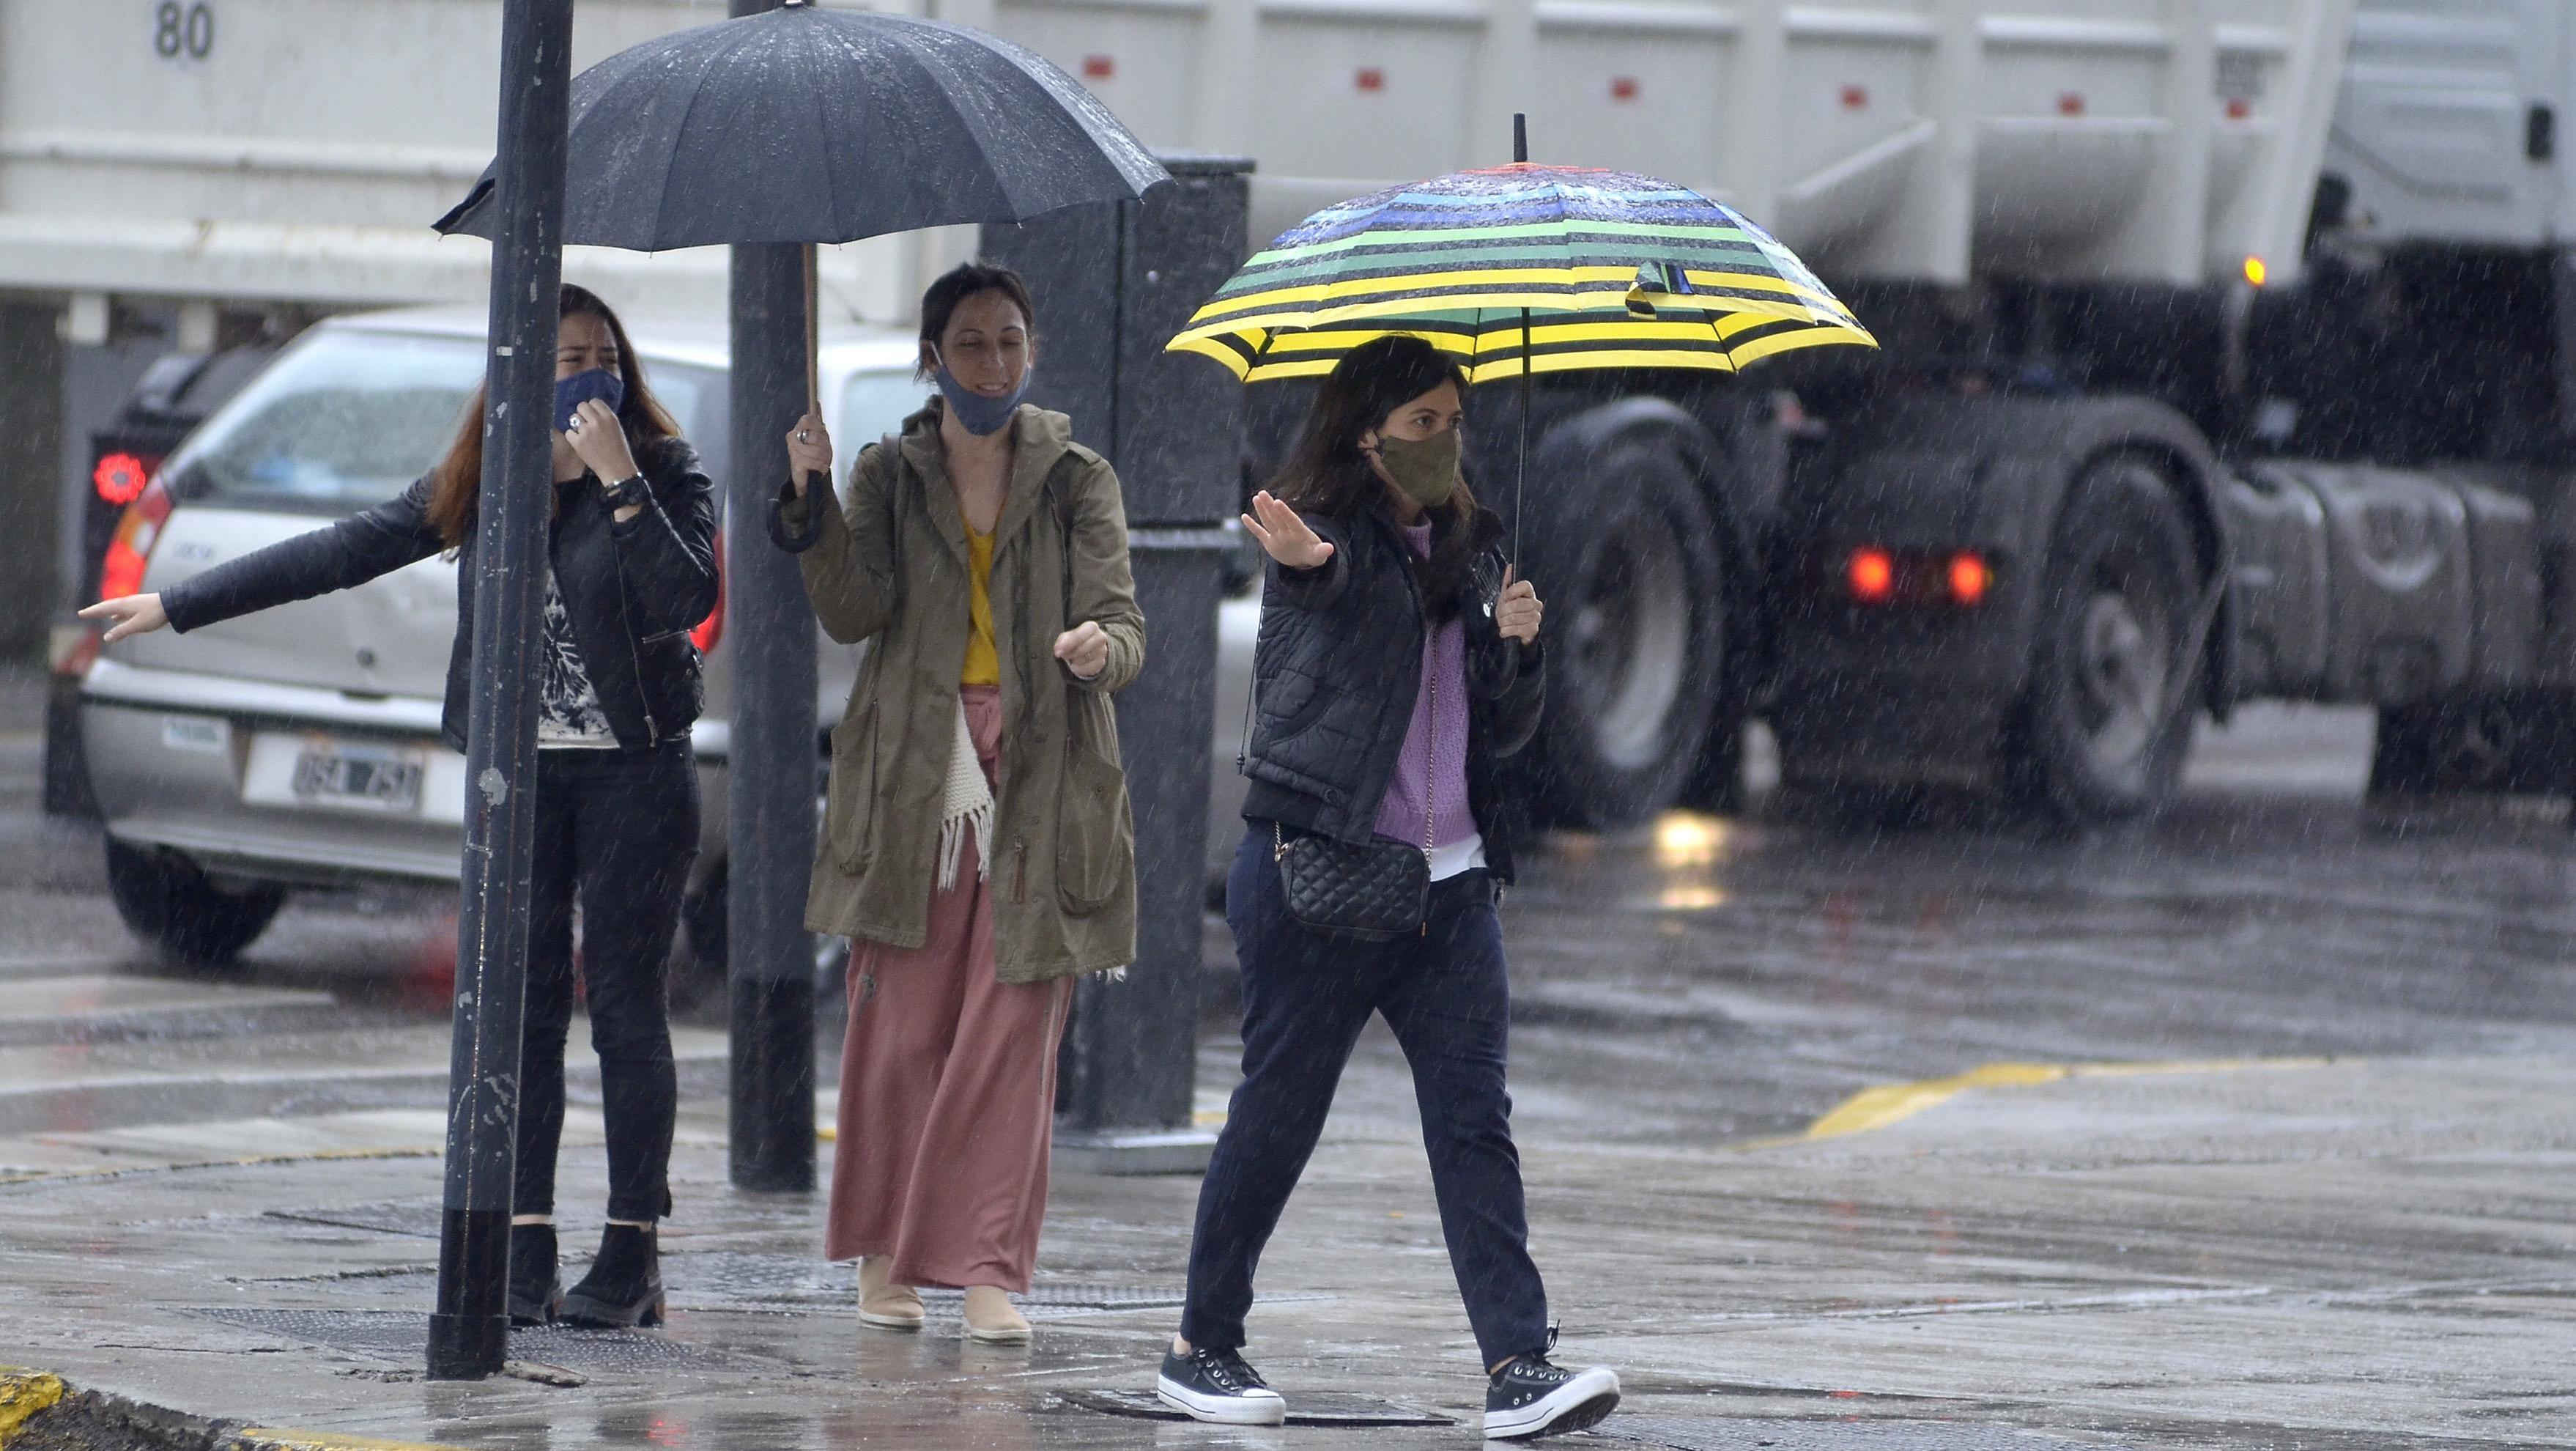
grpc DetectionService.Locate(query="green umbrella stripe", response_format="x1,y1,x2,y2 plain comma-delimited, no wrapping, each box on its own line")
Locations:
1218,238,1780,292
1233,216,1769,267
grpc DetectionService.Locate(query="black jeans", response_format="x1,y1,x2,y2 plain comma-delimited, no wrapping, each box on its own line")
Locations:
1180,823,1550,1368
514,739,698,1223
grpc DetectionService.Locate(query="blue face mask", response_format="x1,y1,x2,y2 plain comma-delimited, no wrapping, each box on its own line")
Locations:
554,368,625,433
931,351,1030,437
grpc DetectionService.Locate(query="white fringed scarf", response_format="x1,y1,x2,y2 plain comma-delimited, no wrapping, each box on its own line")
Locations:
934,695,995,892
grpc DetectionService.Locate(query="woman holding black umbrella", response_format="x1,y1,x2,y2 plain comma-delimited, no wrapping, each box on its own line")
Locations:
1152,335,1619,1439
772,262,1142,1344
82,285,714,1331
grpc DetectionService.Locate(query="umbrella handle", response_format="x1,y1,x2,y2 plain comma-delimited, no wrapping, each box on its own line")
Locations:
803,242,822,492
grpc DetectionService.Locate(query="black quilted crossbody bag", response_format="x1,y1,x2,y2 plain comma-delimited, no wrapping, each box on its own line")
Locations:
1245,618,1438,942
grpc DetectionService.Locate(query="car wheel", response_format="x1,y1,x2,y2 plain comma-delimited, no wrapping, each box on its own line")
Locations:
2012,457,2201,824
665,863,852,1019
1521,435,1728,828
103,840,285,969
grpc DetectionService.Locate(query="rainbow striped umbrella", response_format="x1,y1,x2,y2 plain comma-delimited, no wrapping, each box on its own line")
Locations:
1168,163,1876,384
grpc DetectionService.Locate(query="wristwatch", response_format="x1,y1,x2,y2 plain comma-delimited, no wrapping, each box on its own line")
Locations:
600,473,647,509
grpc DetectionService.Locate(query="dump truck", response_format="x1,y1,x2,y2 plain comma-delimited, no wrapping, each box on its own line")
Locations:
15,0,2574,829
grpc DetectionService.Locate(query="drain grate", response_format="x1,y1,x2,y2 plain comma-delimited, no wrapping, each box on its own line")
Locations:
264,1200,443,1238
1592,1419,2130,1450
182,1307,763,1373
1062,1387,1454,1427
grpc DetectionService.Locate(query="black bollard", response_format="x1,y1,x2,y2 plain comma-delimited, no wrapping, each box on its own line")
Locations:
984,155,1254,1173
725,229,821,1192
426,0,572,1381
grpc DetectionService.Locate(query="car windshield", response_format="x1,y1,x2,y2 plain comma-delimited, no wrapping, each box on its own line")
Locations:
841,369,930,456
167,330,485,512
168,327,713,513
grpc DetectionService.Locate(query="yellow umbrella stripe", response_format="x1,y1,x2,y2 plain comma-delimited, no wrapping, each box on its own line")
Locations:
1172,291,1842,347
1175,268,1853,334
1180,273,1855,327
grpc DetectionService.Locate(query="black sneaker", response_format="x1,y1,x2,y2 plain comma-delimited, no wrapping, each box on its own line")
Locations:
1156,1345,1287,1425
1484,1348,1620,1441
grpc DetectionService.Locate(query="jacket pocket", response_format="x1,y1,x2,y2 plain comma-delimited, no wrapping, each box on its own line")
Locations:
1054,739,1133,917
822,698,880,872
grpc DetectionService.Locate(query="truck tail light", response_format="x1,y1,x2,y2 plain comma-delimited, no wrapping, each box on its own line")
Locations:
97,476,174,603
690,530,725,651
1948,552,1991,606
1847,547,1895,604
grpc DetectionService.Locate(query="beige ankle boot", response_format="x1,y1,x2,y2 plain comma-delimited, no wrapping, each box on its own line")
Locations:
859,1255,923,1331
962,1285,1031,1344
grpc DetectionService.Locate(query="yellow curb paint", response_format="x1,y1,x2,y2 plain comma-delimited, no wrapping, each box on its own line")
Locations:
234,1430,474,1451
818,1126,836,1142
0,1368,67,1445
1796,1057,2341,1142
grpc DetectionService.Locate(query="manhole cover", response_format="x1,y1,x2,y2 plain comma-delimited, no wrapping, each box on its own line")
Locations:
264,1200,442,1238
1592,1419,2128,1450
182,1307,763,1373
1062,1387,1454,1427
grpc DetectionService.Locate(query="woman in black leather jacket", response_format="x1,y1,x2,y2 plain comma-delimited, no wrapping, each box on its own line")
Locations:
84,284,714,1332
1154,335,1621,1441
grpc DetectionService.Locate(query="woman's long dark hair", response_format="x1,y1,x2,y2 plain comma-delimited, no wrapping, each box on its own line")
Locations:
1269,335,1480,619
424,284,682,550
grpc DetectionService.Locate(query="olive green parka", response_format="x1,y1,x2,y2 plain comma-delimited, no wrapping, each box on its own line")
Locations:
777,399,1142,981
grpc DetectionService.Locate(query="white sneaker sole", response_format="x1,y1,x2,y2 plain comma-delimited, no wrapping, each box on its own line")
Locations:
858,1310,924,1332
1157,1374,1288,1425
1483,1367,1621,1440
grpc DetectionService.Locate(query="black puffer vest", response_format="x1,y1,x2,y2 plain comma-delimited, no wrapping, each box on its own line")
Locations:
1240,503,1545,882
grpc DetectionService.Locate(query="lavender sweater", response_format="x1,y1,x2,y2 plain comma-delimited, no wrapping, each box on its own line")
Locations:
1372,522,1482,867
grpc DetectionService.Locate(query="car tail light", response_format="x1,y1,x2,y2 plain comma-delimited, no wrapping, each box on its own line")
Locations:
1847,547,1895,604
97,475,174,602
92,451,155,506
690,530,725,651
1947,552,1991,606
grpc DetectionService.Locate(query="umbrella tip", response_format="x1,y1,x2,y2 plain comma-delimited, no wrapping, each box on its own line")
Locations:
1512,113,1528,164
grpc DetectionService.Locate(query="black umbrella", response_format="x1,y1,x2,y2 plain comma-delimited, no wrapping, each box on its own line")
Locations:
434,0,1168,410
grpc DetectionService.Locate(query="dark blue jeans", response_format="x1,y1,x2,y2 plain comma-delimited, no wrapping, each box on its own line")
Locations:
515,739,699,1222
1180,824,1550,1368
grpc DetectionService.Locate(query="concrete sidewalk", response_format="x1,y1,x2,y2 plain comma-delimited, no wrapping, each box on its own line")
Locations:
7,1043,2576,1450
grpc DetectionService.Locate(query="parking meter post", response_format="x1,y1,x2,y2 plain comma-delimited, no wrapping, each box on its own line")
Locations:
982,155,1253,1173
725,226,819,1193
426,0,571,1382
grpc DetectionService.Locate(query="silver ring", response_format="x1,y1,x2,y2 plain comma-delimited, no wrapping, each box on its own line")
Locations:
797,429,810,442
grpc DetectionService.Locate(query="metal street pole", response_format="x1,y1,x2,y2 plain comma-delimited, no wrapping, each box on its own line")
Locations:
725,0,819,1195
426,0,573,1381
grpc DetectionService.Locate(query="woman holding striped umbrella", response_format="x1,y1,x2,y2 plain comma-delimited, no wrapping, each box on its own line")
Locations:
1153,334,1620,1440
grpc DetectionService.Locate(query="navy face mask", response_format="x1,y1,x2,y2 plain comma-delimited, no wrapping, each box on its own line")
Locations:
930,350,1030,437
555,368,625,433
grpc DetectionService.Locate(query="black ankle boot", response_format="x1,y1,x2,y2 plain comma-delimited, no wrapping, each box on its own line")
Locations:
558,1222,664,1329
508,1222,562,1327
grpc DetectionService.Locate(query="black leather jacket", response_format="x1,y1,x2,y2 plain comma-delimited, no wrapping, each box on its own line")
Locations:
1240,503,1545,881
160,436,718,753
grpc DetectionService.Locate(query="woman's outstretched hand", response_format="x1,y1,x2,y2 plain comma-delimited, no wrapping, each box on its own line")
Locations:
80,593,169,644
1240,491,1333,570
1496,565,1542,646
1054,621,1109,680
785,413,833,498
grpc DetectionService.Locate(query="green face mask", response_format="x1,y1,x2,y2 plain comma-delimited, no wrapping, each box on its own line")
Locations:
1372,430,1460,510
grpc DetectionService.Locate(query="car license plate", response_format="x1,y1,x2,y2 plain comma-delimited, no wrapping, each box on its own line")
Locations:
289,742,425,813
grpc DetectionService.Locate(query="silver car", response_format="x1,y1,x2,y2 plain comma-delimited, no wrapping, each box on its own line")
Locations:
81,305,1264,993
77,306,930,993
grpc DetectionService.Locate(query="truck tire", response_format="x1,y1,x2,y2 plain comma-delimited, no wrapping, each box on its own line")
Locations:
103,839,285,969
2013,457,2200,824
1521,435,1728,828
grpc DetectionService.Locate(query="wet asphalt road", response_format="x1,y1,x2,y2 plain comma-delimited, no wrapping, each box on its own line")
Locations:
9,660,2576,1160
12,667,2576,1447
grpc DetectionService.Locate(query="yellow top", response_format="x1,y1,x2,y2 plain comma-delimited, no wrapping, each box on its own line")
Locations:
962,525,1000,686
